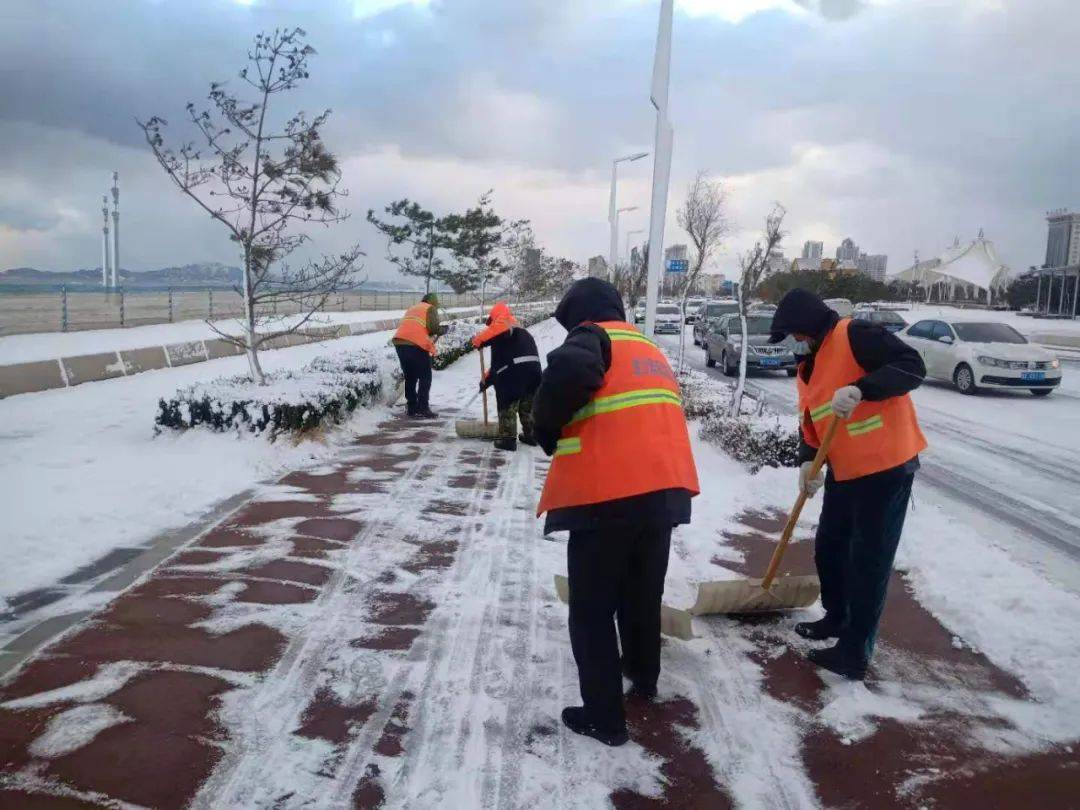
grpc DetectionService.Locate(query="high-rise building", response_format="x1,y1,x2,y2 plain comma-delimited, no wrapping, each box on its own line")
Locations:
587,255,609,279
802,240,823,260
664,244,688,262
1046,210,1080,268
766,249,787,276
859,254,888,282
836,238,860,262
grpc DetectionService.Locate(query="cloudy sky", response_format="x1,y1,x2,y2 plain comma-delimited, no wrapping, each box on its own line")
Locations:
1,0,1077,281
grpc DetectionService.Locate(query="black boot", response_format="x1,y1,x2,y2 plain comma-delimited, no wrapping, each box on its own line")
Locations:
625,682,657,702
518,432,538,447
560,707,628,747
493,436,517,451
795,617,841,641
807,643,868,681
415,408,438,419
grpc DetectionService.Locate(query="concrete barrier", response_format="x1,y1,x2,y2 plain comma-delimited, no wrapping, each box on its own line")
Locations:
61,352,127,386
0,359,66,397
0,304,547,400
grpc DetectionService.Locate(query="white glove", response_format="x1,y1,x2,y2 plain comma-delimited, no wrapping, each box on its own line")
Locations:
831,385,863,420
799,461,824,498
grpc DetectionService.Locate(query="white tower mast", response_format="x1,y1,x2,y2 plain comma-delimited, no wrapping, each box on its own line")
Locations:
101,195,111,288
110,171,120,288
643,0,674,339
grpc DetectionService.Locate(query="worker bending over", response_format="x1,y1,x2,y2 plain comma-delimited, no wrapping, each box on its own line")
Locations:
392,292,446,418
533,279,699,746
769,288,927,680
472,302,542,451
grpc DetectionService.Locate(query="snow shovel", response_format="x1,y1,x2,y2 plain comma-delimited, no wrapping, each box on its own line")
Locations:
666,416,841,633
455,347,501,440
553,575,695,641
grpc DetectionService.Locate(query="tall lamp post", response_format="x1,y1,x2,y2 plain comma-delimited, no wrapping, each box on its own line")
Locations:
643,0,674,338
609,152,649,281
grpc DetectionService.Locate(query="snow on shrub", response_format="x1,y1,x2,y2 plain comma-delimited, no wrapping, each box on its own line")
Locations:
156,349,387,436
670,359,801,472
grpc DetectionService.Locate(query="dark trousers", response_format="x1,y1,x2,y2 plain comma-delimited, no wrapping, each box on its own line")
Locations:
815,465,915,662
567,524,671,731
395,344,432,413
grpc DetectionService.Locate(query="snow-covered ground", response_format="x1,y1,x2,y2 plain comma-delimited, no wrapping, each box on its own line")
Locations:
0,306,481,365
2,317,1078,807
0,330,398,603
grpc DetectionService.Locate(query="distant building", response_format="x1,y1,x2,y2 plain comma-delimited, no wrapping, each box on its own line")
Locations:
524,247,542,276
698,273,725,296
766,249,787,276
587,255,608,279
792,257,820,273
802,241,823,260
858,254,888,282
836,238,860,263
1046,210,1080,268
664,244,689,262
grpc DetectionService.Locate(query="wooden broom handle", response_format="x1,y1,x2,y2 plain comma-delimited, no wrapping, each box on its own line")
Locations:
479,347,490,425
760,416,841,590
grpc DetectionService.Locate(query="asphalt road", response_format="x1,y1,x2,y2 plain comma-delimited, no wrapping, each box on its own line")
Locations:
660,329,1080,577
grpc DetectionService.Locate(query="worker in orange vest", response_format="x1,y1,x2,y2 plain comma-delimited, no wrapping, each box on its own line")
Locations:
392,293,446,418
472,302,542,451
533,279,699,746
768,288,927,680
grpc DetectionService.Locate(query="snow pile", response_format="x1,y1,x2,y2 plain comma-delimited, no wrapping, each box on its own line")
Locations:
156,349,389,435
27,703,131,758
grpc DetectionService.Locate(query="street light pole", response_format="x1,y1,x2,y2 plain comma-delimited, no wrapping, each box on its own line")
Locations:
609,152,648,281
643,0,674,339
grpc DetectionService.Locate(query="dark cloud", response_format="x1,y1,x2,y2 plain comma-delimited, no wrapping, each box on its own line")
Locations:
0,0,1077,278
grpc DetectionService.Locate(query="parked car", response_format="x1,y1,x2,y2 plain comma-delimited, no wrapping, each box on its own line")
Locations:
824,298,854,318
633,300,646,323
654,303,683,334
748,302,777,316
704,314,798,377
900,319,1062,396
684,297,706,323
855,308,908,333
692,300,741,345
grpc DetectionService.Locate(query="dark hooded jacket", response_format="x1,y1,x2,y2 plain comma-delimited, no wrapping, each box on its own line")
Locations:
532,278,692,533
769,288,926,467
480,324,542,410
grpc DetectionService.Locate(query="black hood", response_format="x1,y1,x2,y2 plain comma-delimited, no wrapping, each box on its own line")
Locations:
554,278,625,330
768,288,838,343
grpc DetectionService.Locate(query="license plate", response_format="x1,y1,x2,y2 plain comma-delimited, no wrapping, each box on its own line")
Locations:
1021,371,1045,381
759,358,780,367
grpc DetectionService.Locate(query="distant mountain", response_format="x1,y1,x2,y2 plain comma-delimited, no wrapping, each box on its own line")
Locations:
0,263,243,288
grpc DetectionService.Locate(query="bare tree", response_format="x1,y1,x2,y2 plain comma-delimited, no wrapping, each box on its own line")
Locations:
731,204,786,416
676,171,728,371
139,28,363,384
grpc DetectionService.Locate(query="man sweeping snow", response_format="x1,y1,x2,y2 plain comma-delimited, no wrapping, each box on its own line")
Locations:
769,288,927,680
471,302,542,451
532,278,699,746
392,293,447,418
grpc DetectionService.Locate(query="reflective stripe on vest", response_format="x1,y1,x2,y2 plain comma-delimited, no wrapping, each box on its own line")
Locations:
393,302,436,355
536,320,699,515
797,319,926,481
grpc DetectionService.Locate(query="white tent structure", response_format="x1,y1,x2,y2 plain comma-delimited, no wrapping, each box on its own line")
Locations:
893,233,1014,304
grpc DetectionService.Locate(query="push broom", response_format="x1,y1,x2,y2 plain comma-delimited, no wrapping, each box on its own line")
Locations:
455,346,501,440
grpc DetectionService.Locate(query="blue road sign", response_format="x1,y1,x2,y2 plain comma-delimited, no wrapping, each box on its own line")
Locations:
666,259,689,273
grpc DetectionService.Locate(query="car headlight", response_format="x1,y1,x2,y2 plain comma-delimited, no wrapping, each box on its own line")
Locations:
1051,358,1060,369
977,355,1007,368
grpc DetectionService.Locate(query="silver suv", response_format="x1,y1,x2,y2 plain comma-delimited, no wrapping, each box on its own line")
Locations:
704,314,798,377
692,300,741,346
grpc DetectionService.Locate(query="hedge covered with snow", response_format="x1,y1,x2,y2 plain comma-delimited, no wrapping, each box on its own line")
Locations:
157,304,554,437
672,361,801,472
156,350,389,435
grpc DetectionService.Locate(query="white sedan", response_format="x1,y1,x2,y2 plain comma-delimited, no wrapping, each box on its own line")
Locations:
900,318,1062,396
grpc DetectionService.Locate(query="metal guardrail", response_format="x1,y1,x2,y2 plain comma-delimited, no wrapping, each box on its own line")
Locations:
0,287,535,337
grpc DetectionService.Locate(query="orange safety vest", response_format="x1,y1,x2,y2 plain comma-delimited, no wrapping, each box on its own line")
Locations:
472,301,519,349
536,321,700,516
797,318,927,481
394,302,436,355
